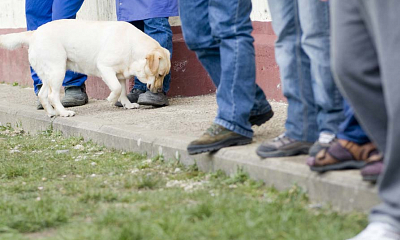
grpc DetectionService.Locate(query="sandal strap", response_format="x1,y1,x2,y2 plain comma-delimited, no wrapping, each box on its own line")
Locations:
343,141,377,161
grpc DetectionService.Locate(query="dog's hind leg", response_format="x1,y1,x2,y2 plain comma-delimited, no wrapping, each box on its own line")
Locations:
119,78,139,109
38,83,56,117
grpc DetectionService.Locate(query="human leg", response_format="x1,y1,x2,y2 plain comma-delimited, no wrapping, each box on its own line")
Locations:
180,0,262,154
256,0,316,158
297,0,344,136
332,0,400,236
52,0,87,90
268,0,318,142
179,0,272,121
136,17,173,106
25,0,53,94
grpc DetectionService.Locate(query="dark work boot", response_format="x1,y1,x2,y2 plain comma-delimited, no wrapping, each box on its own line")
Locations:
138,91,169,107
115,88,145,107
61,83,89,107
249,110,274,126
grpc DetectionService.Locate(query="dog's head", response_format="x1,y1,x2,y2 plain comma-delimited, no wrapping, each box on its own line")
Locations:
138,47,171,93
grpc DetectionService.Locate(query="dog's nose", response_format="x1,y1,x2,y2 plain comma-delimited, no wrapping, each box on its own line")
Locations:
157,88,163,93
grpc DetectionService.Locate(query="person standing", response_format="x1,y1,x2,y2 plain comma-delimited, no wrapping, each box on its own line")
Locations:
179,0,274,155
331,1,400,239
256,0,344,158
26,0,88,109
115,0,178,107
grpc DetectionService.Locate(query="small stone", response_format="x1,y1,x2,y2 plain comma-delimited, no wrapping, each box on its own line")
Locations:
174,168,181,173
42,177,47,181
73,144,84,150
38,186,44,190
90,174,96,177
36,197,41,201
56,150,69,154
91,162,97,166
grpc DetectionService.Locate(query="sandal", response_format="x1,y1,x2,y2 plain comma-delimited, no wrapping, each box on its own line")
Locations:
361,154,384,182
307,139,378,172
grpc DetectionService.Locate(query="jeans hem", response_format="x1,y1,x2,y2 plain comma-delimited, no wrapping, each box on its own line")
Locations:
214,118,253,138
284,131,313,143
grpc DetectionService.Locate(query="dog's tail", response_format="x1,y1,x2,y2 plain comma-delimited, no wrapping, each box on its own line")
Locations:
0,31,34,50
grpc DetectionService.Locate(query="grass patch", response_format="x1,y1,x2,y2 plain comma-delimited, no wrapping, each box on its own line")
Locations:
0,125,367,240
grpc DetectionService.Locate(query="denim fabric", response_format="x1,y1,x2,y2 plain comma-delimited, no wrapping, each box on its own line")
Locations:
179,0,272,138
268,0,344,142
25,0,87,95
337,100,370,144
115,0,178,22
129,18,173,93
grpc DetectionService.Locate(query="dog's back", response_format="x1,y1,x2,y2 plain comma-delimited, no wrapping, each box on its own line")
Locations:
29,20,160,76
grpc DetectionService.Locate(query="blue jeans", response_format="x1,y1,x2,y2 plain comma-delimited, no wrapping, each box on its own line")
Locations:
269,0,344,142
179,0,272,138
130,18,172,93
25,0,87,95
337,100,370,144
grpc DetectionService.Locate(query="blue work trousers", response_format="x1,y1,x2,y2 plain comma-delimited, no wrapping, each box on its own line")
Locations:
179,0,272,138
337,100,370,145
25,0,87,94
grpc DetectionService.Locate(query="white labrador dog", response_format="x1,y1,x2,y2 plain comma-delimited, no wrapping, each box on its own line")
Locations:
0,19,171,117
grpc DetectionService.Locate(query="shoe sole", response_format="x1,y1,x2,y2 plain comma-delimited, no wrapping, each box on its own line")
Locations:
362,174,379,183
61,98,88,107
310,161,367,173
256,146,311,158
187,137,252,155
250,110,274,126
138,100,169,107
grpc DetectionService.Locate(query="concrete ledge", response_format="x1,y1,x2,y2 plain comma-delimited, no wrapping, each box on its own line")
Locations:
0,86,379,212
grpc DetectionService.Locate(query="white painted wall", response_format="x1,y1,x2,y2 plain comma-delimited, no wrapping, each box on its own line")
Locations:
0,0,271,29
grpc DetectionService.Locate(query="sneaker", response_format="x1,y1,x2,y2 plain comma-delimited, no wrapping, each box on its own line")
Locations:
115,88,145,107
61,84,89,107
347,222,400,240
249,110,274,126
309,132,337,157
187,123,252,155
138,91,169,107
256,134,313,158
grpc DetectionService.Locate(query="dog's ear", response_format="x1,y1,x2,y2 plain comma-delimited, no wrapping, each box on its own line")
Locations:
146,52,161,74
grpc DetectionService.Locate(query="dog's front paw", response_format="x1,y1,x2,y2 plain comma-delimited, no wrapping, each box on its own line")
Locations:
123,102,140,109
59,110,76,117
46,108,57,118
